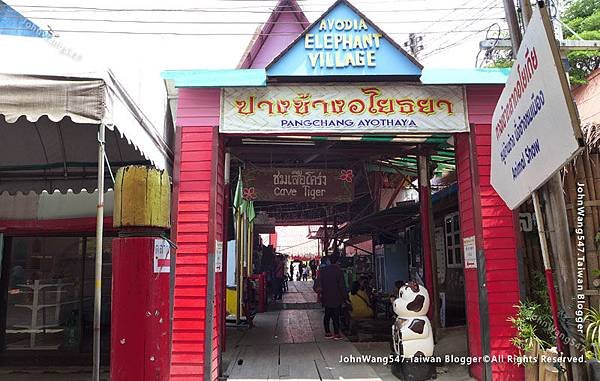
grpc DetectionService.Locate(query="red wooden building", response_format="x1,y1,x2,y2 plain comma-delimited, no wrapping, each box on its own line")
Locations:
162,1,524,380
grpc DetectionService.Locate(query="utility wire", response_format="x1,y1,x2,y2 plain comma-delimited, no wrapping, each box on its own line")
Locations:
0,27,501,36
6,4,505,13
421,0,503,58
0,14,506,25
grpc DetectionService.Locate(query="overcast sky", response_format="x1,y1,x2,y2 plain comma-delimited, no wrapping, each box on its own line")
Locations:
5,0,508,130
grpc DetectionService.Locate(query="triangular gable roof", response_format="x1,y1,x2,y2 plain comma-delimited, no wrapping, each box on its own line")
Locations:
0,2,49,38
238,0,309,69
267,0,422,78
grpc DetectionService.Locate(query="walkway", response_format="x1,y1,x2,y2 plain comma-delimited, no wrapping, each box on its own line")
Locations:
277,280,319,309
223,281,474,381
224,310,382,380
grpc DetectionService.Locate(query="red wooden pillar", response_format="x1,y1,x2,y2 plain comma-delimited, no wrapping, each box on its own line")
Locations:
110,166,171,381
417,154,440,331
111,238,171,380
170,88,225,381
455,133,485,380
458,85,525,381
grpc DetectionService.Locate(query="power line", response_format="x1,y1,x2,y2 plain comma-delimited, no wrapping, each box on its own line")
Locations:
0,27,500,36
420,0,503,58
6,4,506,13
1,14,506,25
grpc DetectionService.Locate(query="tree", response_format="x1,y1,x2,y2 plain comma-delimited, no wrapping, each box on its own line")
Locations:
562,0,600,84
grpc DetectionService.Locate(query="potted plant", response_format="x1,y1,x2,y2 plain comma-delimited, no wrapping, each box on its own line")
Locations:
584,306,600,379
508,301,555,381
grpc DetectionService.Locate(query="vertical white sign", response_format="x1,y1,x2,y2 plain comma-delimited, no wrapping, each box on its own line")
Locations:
215,240,223,273
463,236,477,269
434,227,446,284
490,5,582,210
153,239,171,274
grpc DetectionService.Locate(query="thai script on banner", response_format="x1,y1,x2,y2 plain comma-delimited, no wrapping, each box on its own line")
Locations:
494,47,539,140
490,5,582,210
234,87,454,117
221,85,468,134
242,168,354,203
273,169,328,187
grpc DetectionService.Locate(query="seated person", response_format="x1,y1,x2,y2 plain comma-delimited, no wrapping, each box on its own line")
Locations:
349,281,374,319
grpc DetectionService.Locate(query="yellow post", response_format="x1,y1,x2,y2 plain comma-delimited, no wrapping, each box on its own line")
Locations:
235,211,243,324
248,222,254,275
113,165,171,229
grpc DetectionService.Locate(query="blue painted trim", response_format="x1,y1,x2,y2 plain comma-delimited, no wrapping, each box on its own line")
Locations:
421,68,510,85
161,67,509,88
161,69,267,88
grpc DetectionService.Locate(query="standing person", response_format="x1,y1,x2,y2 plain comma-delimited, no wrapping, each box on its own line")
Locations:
273,255,285,301
289,261,295,282
309,259,318,280
314,255,347,340
297,262,303,281
302,265,309,281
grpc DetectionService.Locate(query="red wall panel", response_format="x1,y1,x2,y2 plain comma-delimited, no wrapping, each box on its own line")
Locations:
455,85,524,380
170,88,224,381
455,132,484,380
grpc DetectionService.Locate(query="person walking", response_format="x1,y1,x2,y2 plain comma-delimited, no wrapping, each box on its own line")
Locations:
314,255,347,340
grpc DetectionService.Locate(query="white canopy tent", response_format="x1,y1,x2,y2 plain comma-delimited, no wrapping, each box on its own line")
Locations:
0,35,172,379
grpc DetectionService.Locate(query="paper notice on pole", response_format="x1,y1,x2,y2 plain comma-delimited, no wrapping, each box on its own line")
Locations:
153,239,171,274
215,240,223,273
463,236,477,269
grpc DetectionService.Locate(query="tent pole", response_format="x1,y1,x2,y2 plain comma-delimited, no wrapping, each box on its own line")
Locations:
92,123,106,381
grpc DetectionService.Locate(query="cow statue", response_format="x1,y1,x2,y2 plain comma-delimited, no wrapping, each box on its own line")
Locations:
391,281,436,380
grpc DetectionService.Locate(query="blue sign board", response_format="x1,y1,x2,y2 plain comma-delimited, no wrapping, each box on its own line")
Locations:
267,0,422,77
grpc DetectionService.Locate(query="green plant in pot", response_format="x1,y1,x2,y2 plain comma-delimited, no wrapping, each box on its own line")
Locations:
509,272,556,378
509,300,555,355
584,305,600,378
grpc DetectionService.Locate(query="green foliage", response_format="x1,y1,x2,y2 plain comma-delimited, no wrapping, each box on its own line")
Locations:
584,305,600,359
508,300,555,353
508,272,557,355
485,58,514,68
563,0,600,23
562,0,600,83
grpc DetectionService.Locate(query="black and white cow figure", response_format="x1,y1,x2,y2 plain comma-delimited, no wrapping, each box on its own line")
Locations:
391,281,436,380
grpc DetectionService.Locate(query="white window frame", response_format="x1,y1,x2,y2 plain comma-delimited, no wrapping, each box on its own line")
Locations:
444,212,463,268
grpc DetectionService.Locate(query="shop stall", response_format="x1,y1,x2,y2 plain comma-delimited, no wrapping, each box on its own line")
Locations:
0,36,172,368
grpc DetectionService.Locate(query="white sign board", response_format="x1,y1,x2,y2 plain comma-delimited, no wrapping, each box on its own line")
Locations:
491,5,582,210
221,84,468,134
153,239,171,274
463,236,477,269
434,227,446,284
215,240,223,273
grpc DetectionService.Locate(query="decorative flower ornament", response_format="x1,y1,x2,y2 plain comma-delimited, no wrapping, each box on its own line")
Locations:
339,169,353,183
242,187,257,200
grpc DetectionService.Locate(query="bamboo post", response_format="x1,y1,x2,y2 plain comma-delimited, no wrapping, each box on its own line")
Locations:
532,191,562,352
